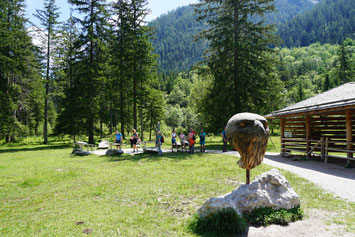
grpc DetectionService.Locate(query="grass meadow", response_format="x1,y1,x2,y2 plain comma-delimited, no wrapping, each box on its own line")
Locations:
0,136,354,236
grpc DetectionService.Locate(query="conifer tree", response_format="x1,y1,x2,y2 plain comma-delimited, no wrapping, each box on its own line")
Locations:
34,0,60,144
195,0,283,131
69,0,109,144
0,0,41,142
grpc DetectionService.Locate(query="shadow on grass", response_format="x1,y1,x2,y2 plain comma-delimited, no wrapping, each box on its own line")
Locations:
104,151,206,163
0,144,71,154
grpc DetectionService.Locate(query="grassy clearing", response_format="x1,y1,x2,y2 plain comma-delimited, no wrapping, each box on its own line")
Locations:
0,141,354,236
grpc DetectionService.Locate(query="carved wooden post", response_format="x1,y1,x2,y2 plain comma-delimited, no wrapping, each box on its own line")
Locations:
306,116,311,159
280,118,285,156
346,110,353,166
325,137,329,164
321,137,325,160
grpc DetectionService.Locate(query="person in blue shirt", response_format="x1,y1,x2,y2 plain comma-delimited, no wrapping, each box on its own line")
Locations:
222,127,227,152
115,130,122,150
156,131,163,155
199,129,207,152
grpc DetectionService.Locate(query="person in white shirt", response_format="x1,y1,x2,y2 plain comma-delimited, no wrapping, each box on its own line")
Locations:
171,129,178,152
179,131,186,152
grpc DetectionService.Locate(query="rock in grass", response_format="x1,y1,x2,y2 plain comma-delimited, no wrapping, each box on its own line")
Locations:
105,149,124,156
198,169,300,216
197,198,240,217
72,148,90,156
143,147,159,154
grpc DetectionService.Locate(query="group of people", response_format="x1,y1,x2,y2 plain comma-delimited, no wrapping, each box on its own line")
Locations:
114,129,139,153
113,127,228,154
170,128,206,154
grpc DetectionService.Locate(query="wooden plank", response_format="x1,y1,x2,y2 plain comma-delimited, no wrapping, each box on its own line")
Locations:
310,117,345,121
312,126,346,130
311,121,347,125
284,122,306,126
280,118,285,154
325,147,355,153
346,110,353,165
325,137,329,164
325,154,355,161
306,116,311,158
281,143,307,147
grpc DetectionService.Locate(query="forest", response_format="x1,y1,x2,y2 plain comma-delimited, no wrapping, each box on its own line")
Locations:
0,0,354,144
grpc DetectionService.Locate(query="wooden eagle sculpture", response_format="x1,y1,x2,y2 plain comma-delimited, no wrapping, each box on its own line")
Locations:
225,113,269,184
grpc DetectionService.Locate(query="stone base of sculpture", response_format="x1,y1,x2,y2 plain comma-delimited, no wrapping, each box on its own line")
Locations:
72,148,90,156
198,169,300,217
105,149,124,156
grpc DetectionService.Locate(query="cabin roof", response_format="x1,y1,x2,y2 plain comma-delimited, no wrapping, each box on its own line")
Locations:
265,82,355,118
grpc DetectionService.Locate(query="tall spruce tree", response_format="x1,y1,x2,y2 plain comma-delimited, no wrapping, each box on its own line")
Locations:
195,0,283,131
0,0,41,142
69,0,109,144
34,0,60,144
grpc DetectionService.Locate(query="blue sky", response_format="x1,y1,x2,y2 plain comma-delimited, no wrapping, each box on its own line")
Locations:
25,0,198,25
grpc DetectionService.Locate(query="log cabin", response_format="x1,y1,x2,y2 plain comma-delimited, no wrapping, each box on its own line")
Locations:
265,82,355,166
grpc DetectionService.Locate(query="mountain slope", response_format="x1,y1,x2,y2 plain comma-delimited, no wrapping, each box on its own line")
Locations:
278,0,355,47
151,0,316,73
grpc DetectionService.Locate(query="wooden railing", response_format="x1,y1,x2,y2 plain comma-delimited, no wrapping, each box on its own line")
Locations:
281,137,355,163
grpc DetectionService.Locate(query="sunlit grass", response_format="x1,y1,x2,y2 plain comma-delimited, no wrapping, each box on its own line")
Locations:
0,138,353,236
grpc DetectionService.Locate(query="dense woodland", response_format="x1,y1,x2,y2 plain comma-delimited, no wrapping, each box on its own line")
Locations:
0,0,354,143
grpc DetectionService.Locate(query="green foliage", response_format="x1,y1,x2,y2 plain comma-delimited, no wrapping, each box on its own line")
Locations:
278,0,355,47
151,0,317,74
187,208,247,236
194,0,284,133
244,206,304,226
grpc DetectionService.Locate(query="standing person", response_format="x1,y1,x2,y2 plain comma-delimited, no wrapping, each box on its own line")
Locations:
156,131,163,155
187,128,196,154
114,130,122,150
132,129,139,153
171,129,178,152
222,127,227,152
199,129,207,152
179,131,186,152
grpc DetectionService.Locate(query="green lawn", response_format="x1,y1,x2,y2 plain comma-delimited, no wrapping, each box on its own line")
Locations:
0,140,354,236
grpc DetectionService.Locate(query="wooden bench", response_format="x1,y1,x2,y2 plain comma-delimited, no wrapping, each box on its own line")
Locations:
75,141,96,152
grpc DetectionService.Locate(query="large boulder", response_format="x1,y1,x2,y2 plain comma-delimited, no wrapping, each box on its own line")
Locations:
197,198,240,217
71,148,90,156
198,169,300,217
105,149,124,156
143,147,159,154
98,140,110,149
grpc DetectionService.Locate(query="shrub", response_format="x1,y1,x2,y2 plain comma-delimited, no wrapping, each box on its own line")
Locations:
243,206,304,226
187,208,247,236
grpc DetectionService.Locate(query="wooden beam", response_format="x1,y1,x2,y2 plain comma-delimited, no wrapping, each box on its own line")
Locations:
346,110,353,166
306,116,311,158
272,106,355,119
280,118,285,155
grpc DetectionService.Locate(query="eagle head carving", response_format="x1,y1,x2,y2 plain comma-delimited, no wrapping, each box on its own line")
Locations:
225,112,269,169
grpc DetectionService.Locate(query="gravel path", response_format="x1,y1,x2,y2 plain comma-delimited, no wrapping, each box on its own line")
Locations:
92,148,355,202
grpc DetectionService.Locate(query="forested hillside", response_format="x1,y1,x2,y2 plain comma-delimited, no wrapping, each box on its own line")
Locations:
278,0,355,47
150,6,207,73
151,0,316,73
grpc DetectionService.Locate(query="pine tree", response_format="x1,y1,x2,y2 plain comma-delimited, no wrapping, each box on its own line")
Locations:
69,0,109,144
195,0,283,131
0,0,41,142
34,0,60,144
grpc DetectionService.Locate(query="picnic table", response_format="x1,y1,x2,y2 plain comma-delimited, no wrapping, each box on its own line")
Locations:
75,141,96,152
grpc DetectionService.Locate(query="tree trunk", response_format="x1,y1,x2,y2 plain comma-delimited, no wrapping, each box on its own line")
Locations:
43,22,51,145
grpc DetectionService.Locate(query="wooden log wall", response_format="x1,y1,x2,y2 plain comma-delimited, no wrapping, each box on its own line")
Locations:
280,110,355,162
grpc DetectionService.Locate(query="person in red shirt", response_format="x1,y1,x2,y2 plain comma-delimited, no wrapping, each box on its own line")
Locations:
187,128,196,154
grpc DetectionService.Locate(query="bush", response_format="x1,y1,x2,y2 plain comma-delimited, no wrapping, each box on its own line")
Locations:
187,208,247,236
243,206,304,226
